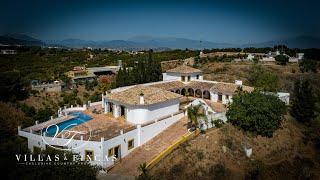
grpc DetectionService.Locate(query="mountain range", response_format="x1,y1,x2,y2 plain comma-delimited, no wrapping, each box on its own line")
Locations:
1,34,319,50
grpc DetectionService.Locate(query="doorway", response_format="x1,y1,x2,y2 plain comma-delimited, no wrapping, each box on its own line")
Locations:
120,106,125,117
109,102,113,113
114,145,121,159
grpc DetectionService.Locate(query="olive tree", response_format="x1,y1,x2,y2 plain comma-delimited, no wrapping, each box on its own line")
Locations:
226,91,287,137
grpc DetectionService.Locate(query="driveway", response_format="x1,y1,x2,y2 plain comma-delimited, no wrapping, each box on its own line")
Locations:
107,117,189,176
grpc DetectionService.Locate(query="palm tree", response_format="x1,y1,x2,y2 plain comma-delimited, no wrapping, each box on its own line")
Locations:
138,162,148,175
187,104,206,129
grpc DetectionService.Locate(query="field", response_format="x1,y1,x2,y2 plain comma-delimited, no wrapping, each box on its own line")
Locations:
198,61,320,93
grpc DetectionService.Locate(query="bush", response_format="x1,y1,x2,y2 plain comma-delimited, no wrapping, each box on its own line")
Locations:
209,163,229,180
226,91,287,137
245,160,265,180
275,54,289,65
213,119,224,128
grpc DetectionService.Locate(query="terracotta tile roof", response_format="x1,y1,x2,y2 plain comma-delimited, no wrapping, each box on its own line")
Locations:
149,80,253,95
105,86,182,105
210,82,254,94
149,81,185,90
186,81,215,91
166,65,202,74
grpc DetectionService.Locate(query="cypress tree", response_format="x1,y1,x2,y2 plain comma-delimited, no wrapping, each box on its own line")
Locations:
291,79,315,123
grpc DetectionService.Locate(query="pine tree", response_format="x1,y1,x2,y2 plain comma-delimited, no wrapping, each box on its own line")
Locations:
291,79,316,123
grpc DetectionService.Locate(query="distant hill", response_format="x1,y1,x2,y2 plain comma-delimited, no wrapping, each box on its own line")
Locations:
242,36,320,48
43,36,320,49
127,36,235,49
1,34,319,49
0,33,44,46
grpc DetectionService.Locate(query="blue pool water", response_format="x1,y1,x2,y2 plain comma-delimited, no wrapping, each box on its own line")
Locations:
43,111,92,137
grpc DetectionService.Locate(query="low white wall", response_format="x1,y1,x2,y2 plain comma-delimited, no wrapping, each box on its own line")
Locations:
90,101,102,107
200,112,227,130
63,107,87,114
140,112,184,144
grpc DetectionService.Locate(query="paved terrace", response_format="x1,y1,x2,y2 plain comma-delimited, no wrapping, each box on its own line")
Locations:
108,117,189,176
69,105,135,141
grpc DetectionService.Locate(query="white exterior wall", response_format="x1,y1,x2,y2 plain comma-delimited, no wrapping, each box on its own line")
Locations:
222,95,228,104
140,113,184,144
162,73,181,81
211,92,218,102
126,99,179,124
228,95,233,103
162,72,202,82
190,73,203,81
102,128,138,167
113,104,121,118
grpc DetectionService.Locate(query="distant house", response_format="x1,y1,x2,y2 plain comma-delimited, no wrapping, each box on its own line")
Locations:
1,49,16,54
246,53,255,60
297,53,304,60
65,60,122,83
31,80,64,92
162,65,203,82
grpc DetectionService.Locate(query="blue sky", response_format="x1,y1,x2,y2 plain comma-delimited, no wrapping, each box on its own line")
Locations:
0,0,319,44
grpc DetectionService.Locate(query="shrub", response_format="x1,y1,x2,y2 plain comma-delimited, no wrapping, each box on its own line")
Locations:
196,150,204,160
299,59,318,73
213,119,224,128
275,54,289,65
209,163,229,180
245,160,266,180
226,91,287,137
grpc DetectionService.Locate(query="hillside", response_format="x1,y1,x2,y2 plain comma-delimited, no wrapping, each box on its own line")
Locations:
150,115,320,179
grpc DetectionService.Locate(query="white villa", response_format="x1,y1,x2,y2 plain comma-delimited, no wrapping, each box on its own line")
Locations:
18,65,288,169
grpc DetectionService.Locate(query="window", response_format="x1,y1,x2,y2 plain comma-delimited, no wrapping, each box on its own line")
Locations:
85,150,94,161
188,76,191,81
181,76,185,81
226,95,229,99
33,146,41,153
196,75,199,79
128,139,134,150
108,148,114,157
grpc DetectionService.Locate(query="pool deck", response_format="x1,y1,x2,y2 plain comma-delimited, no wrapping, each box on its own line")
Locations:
69,105,135,141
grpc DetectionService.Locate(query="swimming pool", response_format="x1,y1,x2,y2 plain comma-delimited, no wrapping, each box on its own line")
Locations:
43,111,92,137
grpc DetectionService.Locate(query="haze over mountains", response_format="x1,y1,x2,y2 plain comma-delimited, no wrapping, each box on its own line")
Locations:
1,34,319,50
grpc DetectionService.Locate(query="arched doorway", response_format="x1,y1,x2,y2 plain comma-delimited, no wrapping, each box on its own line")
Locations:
175,89,180,94
203,90,210,99
187,88,194,97
181,88,186,96
195,89,202,98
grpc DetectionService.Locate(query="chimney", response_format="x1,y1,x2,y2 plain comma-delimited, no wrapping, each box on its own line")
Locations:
139,92,145,105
